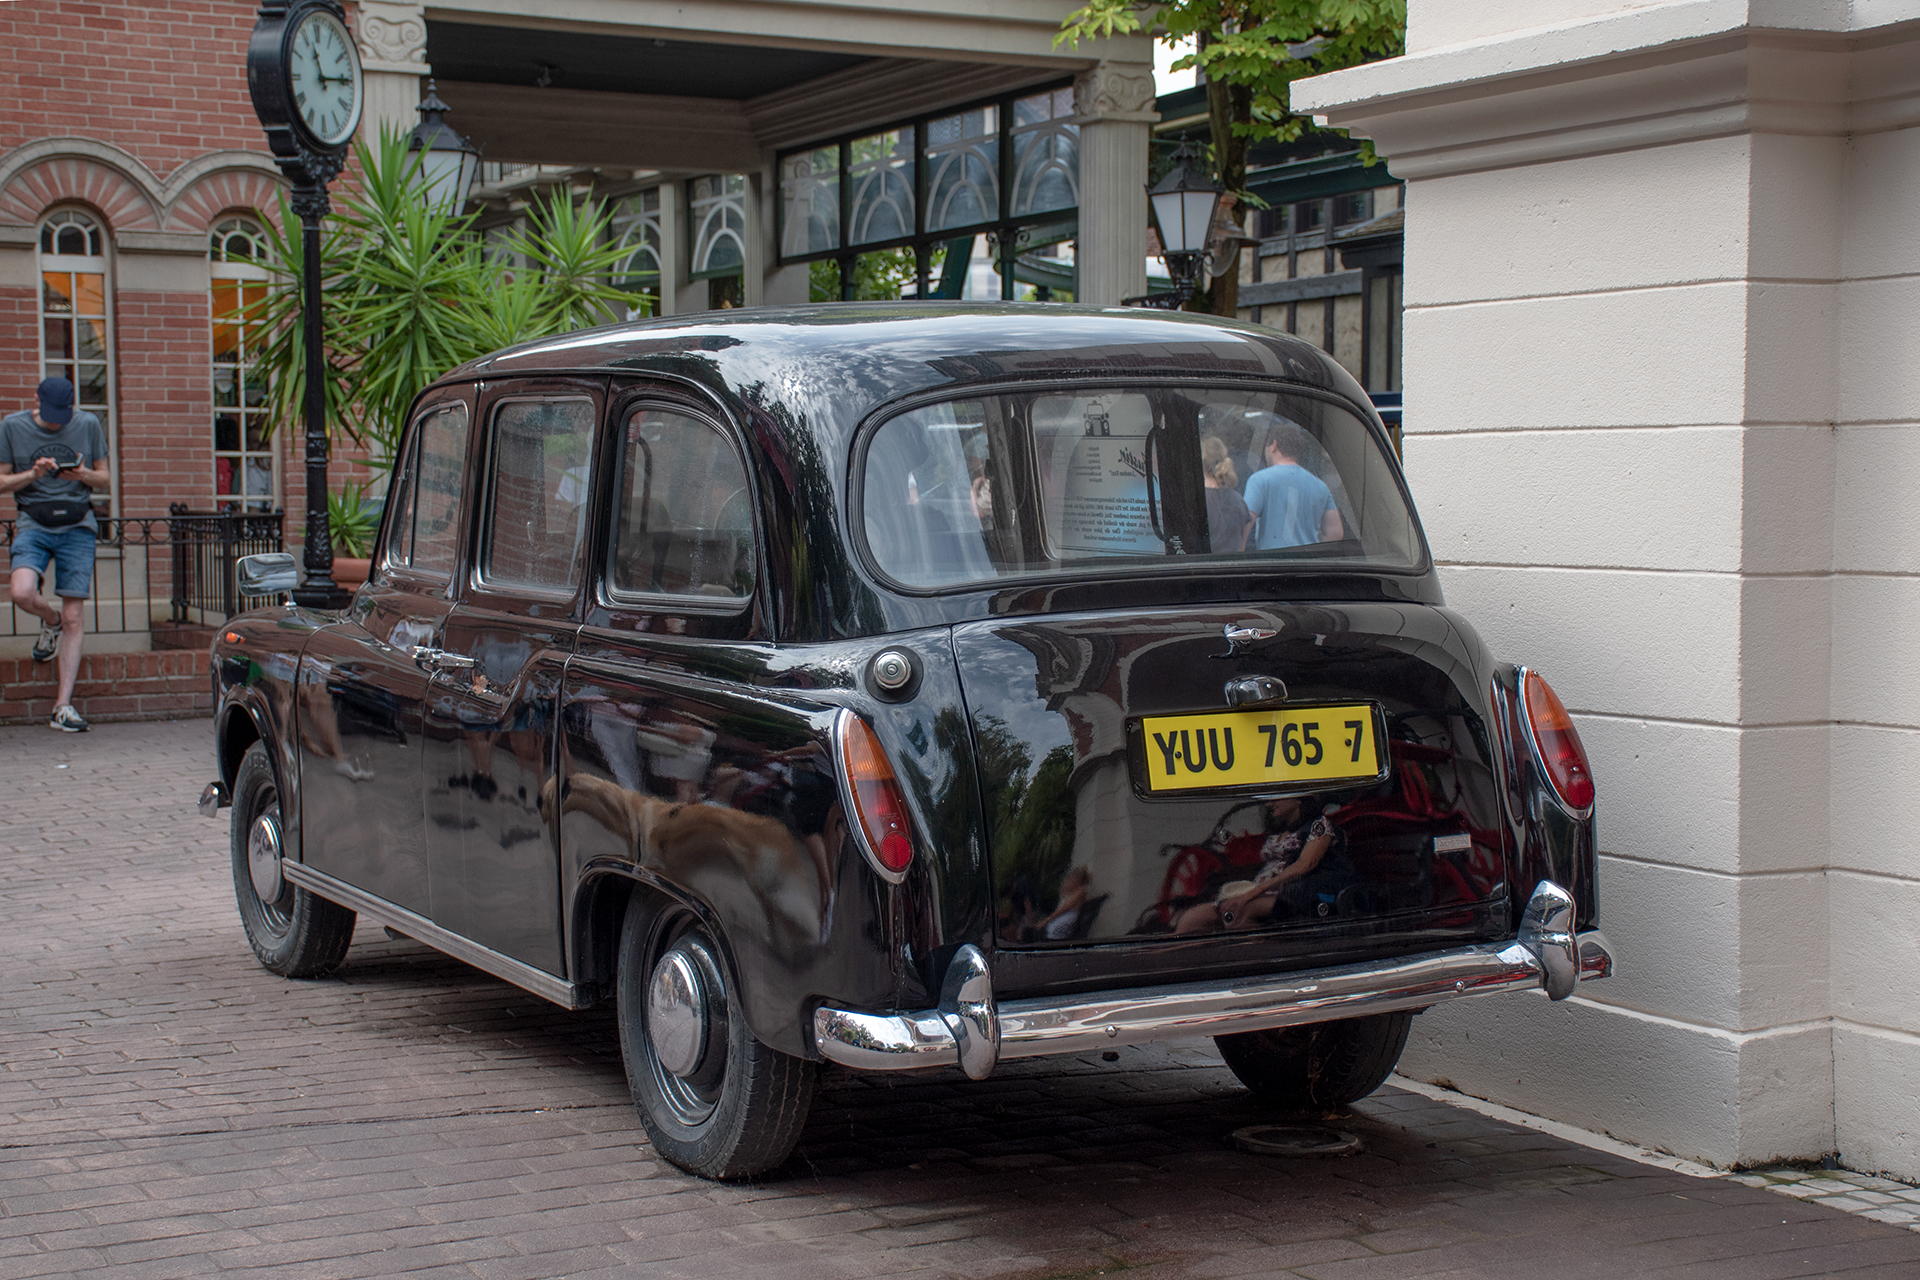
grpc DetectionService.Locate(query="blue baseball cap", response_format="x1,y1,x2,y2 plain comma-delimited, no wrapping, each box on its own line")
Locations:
36,377,74,425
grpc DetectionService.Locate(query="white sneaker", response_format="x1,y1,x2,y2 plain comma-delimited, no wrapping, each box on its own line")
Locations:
50,704,89,732
31,619,59,663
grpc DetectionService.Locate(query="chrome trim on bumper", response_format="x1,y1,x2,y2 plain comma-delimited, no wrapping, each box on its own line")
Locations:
815,881,1616,1077
198,780,229,818
283,861,588,1010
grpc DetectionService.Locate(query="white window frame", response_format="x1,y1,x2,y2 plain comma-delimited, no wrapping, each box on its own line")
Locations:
36,208,115,517
209,217,277,512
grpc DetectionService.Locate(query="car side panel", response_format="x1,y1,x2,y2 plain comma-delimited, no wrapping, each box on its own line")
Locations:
556,627,985,1058
213,606,322,862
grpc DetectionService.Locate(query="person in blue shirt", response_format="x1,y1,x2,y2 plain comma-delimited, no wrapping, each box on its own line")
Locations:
1243,420,1343,550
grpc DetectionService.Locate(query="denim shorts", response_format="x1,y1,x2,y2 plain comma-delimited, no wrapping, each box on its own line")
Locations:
9,520,97,599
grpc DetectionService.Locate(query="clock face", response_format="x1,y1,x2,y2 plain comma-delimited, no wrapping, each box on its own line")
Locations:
287,9,361,149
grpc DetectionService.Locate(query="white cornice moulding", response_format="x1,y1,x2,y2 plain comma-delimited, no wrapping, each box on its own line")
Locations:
1298,0,1920,113
1292,14,1919,181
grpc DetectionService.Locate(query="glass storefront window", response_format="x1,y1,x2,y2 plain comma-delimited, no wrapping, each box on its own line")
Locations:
210,217,274,511
690,174,747,279
38,209,112,516
611,189,662,318
926,106,998,234
848,129,914,247
779,148,840,258
1010,88,1078,218
776,81,1080,303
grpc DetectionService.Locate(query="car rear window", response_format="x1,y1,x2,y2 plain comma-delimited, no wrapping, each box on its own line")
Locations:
859,386,1421,589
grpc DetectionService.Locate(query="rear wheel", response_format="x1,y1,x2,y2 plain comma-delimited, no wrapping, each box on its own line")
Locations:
231,742,356,977
617,892,816,1180
1214,1011,1414,1110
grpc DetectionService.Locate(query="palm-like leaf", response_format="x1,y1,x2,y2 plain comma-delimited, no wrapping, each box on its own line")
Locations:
505,188,638,333
250,127,628,472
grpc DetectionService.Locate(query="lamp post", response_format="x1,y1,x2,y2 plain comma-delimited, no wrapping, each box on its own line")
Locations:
245,0,362,610
407,81,481,210
1133,142,1224,310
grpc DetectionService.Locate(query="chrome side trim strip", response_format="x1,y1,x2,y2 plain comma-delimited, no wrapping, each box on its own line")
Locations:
284,862,587,1010
815,889,1619,1076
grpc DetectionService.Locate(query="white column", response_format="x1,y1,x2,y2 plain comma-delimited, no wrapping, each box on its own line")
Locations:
660,181,700,316
1072,61,1156,306
1295,2,1920,1177
352,1,428,143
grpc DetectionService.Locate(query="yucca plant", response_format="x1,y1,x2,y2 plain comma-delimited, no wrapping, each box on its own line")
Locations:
254,128,635,466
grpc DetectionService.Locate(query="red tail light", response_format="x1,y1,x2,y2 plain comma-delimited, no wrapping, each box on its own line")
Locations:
1522,670,1595,812
838,714,915,878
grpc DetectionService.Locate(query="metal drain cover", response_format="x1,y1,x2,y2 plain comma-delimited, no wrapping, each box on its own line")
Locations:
1230,1124,1364,1157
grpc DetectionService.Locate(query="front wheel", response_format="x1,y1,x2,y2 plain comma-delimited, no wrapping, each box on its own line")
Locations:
1214,1011,1414,1110
230,741,356,978
617,892,816,1180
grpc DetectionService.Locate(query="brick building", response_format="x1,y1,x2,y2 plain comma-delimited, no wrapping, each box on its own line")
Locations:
2,0,294,523
0,2,1153,694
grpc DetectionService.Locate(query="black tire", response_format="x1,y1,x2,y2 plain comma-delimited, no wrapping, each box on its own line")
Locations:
1215,1011,1414,1110
231,742,356,978
617,892,816,1180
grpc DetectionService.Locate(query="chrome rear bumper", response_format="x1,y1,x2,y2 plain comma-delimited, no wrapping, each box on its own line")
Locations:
814,880,1614,1081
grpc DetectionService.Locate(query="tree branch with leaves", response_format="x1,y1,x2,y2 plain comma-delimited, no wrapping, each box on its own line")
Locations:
1058,0,1404,314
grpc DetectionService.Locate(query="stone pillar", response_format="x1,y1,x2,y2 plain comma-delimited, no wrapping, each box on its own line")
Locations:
1071,61,1157,306
352,1,428,142
1296,2,1920,1178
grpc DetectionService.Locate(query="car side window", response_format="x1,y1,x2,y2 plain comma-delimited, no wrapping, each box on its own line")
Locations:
609,406,753,601
481,398,597,592
387,401,470,580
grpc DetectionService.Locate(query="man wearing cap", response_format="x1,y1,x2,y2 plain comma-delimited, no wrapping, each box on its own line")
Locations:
0,378,110,731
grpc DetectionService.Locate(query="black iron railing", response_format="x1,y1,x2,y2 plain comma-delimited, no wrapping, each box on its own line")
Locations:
0,509,286,638
166,506,287,623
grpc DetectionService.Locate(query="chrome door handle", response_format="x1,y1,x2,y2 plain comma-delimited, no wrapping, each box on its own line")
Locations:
412,646,476,675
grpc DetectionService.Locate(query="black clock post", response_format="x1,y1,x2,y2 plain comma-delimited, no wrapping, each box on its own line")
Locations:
245,0,361,610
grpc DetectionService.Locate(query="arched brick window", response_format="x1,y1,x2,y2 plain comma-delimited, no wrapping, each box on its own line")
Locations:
209,217,275,510
38,209,113,515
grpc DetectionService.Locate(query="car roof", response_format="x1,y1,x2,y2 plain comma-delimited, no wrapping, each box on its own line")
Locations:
442,302,1372,434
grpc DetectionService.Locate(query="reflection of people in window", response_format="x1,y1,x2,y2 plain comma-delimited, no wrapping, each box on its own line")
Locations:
1244,420,1343,549
1201,435,1253,553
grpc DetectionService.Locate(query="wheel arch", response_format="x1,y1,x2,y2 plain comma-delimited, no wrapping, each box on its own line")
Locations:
572,865,815,1059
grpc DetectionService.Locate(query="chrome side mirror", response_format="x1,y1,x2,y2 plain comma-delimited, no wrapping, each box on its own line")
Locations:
237,552,299,595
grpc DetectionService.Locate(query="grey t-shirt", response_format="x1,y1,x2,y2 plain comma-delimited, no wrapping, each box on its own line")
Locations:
1,409,107,531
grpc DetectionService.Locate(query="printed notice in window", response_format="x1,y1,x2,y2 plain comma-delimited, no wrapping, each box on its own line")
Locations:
1034,393,1160,557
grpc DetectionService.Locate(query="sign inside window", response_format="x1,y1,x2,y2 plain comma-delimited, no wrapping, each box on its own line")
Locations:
1034,393,1159,557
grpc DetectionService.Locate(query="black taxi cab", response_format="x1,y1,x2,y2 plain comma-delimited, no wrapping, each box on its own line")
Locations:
202,304,1614,1180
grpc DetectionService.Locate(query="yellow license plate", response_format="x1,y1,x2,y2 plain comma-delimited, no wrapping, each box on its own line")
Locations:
1136,704,1382,793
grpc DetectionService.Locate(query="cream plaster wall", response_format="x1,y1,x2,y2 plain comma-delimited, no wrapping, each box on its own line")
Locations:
1299,2,1920,1177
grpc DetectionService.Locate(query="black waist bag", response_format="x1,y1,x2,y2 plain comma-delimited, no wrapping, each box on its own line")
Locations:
18,495,90,527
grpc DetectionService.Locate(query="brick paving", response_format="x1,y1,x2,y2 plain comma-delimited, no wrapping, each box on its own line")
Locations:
5,718,1920,1279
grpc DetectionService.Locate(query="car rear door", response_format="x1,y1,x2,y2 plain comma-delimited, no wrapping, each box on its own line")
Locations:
418,378,603,976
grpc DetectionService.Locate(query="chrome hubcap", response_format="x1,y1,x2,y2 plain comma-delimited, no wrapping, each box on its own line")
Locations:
247,812,284,903
647,949,707,1079
641,929,730,1127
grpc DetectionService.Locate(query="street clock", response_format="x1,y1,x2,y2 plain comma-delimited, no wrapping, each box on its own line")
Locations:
246,0,363,177
244,0,363,610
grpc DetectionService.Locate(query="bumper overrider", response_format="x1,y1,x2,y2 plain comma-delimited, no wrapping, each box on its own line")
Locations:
815,880,1614,1081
